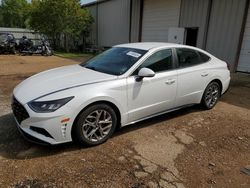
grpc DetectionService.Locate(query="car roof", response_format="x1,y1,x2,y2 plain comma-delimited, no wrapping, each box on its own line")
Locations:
115,42,192,51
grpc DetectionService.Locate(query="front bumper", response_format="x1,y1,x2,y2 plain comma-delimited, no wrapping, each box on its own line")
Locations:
12,97,74,145
15,121,51,145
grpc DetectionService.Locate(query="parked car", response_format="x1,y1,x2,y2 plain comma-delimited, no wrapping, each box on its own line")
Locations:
12,43,230,146
0,33,17,54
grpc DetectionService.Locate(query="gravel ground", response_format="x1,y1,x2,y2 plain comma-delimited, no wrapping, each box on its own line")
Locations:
0,55,249,188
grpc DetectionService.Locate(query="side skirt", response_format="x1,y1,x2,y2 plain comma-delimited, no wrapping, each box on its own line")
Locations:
123,104,196,127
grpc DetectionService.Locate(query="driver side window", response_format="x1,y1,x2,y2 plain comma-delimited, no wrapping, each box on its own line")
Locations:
135,49,173,74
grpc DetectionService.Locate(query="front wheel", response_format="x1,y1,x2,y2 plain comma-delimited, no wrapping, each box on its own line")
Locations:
201,81,221,109
72,104,117,146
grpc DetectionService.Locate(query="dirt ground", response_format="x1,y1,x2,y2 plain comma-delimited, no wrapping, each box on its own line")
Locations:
0,55,249,188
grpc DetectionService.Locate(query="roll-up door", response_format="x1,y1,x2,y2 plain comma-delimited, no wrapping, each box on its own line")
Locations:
141,0,181,42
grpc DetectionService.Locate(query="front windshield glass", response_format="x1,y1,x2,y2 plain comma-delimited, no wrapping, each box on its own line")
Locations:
0,34,8,42
81,47,147,75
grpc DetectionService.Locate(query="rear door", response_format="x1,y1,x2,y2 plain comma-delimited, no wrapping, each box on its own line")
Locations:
174,48,212,107
127,48,178,122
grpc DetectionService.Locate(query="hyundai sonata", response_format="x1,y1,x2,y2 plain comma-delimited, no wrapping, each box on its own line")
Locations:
12,43,230,146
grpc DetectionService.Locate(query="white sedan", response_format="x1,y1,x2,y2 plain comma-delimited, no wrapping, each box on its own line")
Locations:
12,43,230,146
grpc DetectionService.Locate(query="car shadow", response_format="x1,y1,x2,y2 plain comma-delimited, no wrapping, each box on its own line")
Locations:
0,106,200,160
220,73,250,110
0,113,83,159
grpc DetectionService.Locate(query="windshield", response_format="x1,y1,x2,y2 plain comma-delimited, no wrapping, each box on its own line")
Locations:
81,47,147,75
0,34,8,42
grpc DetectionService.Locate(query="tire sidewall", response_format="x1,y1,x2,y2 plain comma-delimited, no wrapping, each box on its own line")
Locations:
202,82,221,109
73,104,117,146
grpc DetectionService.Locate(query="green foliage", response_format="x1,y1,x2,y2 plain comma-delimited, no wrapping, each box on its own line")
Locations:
0,0,30,28
0,0,93,51
29,0,93,49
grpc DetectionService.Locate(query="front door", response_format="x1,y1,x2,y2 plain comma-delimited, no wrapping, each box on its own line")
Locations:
126,49,177,123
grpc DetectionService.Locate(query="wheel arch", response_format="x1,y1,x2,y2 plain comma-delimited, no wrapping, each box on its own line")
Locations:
200,78,223,104
71,100,122,140
209,79,223,95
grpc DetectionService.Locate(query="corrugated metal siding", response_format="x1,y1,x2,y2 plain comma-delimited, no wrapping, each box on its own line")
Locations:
130,0,141,42
205,0,246,67
141,0,181,42
0,27,41,44
238,3,250,72
98,0,130,47
179,0,210,48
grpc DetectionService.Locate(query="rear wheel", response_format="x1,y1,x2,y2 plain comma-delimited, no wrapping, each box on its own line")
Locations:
72,104,117,146
201,81,221,109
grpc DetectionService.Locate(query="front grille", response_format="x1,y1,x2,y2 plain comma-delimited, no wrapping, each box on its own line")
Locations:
11,96,30,124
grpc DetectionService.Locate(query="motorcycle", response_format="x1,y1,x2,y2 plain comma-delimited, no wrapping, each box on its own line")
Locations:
19,37,53,56
0,33,17,54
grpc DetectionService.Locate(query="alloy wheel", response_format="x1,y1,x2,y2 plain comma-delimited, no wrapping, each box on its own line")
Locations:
205,83,220,108
82,110,113,142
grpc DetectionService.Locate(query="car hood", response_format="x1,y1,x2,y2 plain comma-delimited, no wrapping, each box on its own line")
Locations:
14,64,117,104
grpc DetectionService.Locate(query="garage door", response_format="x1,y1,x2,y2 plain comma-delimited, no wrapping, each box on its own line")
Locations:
238,4,250,73
141,0,181,42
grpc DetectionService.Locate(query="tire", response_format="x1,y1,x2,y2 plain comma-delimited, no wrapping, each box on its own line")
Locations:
72,104,117,146
201,81,221,109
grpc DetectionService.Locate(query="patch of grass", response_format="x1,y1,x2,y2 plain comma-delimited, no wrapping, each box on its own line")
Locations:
54,52,93,58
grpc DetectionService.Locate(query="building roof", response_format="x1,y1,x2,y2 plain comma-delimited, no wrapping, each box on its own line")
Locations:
82,0,110,7
115,42,185,50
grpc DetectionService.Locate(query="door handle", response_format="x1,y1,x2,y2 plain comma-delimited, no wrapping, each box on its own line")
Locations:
165,79,176,85
201,72,209,77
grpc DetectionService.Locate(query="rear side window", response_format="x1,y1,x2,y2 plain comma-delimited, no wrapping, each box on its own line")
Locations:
176,48,203,68
198,52,211,62
138,49,173,73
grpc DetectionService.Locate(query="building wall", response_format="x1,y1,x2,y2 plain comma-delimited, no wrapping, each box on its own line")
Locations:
179,0,210,48
130,0,141,42
86,5,98,46
85,0,249,72
86,0,131,47
238,2,250,72
205,0,246,68
0,27,41,44
141,0,181,42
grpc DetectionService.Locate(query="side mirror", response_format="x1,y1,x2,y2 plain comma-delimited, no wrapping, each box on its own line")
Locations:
136,68,155,81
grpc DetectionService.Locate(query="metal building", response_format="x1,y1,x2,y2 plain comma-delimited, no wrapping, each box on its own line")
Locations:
84,0,250,73
0,27,42,44
85,0,131,47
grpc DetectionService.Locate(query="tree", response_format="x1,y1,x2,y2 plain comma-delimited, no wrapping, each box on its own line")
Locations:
0,0,30,28
29,0,93,51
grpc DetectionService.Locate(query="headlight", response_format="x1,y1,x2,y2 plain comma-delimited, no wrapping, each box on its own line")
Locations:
28,96,74,113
